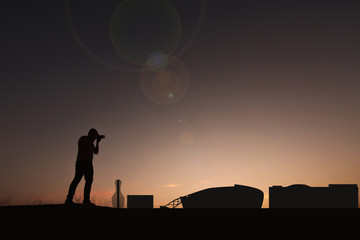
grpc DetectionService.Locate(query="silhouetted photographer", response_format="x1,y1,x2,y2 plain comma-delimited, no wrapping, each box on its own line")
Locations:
66,128,104,206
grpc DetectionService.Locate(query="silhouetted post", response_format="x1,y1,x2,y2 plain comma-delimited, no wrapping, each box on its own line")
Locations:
116,179,120,208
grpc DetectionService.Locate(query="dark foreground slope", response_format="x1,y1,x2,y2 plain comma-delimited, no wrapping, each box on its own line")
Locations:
1,204,359,237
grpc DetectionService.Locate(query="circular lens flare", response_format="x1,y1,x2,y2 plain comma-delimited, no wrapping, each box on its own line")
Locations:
152,69,181,98
110,0,181,66
140,56,190,105
180,131,195,145
65,0,206,72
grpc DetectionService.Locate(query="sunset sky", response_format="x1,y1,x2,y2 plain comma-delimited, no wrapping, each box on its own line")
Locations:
1,0,360,208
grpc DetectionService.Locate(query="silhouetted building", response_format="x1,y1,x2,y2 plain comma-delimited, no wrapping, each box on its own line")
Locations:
127,195,153,208
269,184,358,208
161,184,263,208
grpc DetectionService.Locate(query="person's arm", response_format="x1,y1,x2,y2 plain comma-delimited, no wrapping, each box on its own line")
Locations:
94,138,100,154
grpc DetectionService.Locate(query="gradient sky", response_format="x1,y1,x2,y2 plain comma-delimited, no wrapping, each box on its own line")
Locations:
1,0,360,208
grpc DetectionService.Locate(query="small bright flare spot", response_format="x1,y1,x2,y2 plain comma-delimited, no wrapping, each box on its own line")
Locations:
180,130,195,145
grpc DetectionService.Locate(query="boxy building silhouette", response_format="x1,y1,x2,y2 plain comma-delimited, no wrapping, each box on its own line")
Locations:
127,195,153,208
269,184,358,208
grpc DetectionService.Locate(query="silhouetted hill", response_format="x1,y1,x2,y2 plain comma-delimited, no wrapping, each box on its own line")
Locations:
1,205,358,237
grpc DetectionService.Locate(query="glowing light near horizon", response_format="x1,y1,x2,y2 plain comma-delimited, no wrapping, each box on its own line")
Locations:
160,184,183,188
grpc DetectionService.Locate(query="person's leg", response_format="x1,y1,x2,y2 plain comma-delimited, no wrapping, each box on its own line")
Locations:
83,163,94,203
66,161,84,202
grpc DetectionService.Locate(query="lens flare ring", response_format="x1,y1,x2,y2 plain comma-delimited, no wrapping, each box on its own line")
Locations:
64,0,206,72
140,56,190,105
110,0,182,66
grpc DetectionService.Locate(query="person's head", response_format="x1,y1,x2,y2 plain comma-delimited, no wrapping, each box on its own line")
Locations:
88,128,99,141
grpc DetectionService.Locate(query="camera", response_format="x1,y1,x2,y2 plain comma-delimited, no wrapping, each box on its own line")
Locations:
98,135,105,140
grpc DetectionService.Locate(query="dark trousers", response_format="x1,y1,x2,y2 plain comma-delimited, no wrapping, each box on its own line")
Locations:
67,159,94,201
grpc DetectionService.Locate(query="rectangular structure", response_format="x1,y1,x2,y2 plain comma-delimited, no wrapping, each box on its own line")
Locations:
127,195,153,208
269,184,358,208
